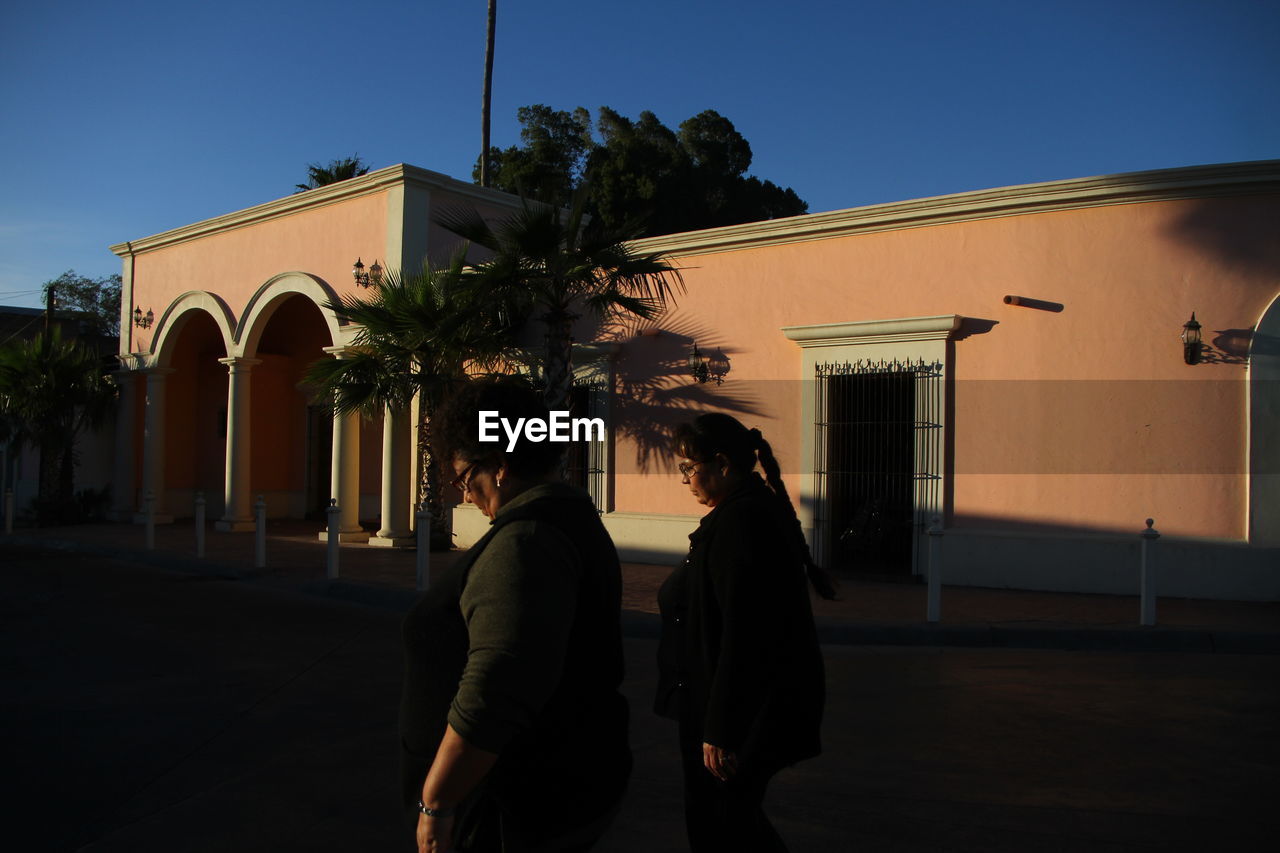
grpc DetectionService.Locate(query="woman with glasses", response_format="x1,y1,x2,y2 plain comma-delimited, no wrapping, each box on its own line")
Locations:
400,378,630,853
657,413,835,852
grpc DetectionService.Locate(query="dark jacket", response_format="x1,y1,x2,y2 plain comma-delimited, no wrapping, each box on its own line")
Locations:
400,483,631,848
656,474,824,768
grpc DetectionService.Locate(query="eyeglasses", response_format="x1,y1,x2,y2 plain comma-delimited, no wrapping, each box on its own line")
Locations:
677,460,705,479
451,461,481,494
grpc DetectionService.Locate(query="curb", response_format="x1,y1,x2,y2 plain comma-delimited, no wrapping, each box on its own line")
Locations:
5,536,1278,655
813,622,1254,653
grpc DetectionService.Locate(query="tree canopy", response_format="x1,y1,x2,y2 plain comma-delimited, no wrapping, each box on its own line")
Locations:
295,156,371,192
42,270,122,339
435,195,683,413
475,106,807,238
0,329,116,522
305,255,515,547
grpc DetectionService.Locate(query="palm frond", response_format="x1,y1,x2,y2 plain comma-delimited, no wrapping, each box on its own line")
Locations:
431,189,682,410
0,329,116,493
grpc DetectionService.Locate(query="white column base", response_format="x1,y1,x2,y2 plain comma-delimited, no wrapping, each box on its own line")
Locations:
318,530,371,544
369,534,415,548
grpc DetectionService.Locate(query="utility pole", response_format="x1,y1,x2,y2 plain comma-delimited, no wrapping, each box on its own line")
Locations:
480,0,497,187
44,283,56,355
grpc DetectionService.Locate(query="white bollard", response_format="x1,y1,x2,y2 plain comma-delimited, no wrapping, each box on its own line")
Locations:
254,495,267,569
415,502,431,591
194,491,206,558
926,515,943,624
4,488,13,534
326,498,340,580
145,490,156,550
1140,518,1160,627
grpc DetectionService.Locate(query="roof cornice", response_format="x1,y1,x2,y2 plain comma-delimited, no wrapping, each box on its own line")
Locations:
110,164,524,257
631,160,1280,258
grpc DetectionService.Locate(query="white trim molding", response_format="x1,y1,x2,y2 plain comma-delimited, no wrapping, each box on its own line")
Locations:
633,160,1280,259
784,315,967,577
236,272,346,357
108,164,525,258
783,315,963,348
148,291,237,367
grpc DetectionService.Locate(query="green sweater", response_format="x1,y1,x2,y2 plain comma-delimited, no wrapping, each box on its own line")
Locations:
448,483,585,752
399,480,629,842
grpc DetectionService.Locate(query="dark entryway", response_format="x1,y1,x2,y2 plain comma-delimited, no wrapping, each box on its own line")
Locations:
815,359,942,576
565,384,605,511
304,405,333,520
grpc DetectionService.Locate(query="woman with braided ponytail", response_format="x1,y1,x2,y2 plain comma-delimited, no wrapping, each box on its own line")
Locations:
655,413,833,852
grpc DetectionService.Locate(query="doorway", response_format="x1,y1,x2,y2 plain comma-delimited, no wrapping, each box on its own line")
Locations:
304,405,333,520
815,359,942,576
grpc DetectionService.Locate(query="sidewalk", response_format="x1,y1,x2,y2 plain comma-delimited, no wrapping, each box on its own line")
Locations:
4,518,1278,653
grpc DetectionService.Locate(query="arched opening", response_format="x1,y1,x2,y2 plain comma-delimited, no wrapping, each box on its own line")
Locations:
250,294,340,519
1251,291,1280,545
160,310,229,517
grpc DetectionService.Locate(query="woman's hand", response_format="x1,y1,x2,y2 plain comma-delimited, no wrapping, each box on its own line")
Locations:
703,741,737,781
416,812,455,853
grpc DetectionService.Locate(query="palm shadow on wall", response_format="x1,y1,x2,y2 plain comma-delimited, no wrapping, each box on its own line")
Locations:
581,309,765,475
1168,195,1280,280
1166,197,1280,366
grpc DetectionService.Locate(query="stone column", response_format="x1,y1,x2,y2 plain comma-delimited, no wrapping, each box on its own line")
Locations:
371,404,413,547
107,366,139,521
216,357,260,532
320,347,369,543
136,367,175,524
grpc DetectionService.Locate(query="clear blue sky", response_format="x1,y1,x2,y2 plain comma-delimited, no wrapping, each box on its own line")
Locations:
1,0,1276,309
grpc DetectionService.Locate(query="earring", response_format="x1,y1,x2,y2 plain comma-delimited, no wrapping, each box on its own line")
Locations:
496,478,504,489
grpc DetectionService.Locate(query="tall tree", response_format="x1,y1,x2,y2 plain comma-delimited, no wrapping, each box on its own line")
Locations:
475,105,593,210
589,107,694,235
437,194,683,412
479,106,807,236
41,270,122,339
0,329,116,523
295,156,371,192
304,256,515,548
480,0,497,187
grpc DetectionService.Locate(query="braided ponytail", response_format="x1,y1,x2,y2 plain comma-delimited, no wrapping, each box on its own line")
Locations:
676,414,838,600
752,431,839,600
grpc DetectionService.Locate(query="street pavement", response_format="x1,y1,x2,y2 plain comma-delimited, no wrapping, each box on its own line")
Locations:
8,519,1280,654
3,539,1279,852
7,537,1280,850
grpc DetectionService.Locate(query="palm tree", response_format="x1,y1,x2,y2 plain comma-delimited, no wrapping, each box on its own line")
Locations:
436,193,684,412
295,156,371,192
0,329,116,523
305,255,514,548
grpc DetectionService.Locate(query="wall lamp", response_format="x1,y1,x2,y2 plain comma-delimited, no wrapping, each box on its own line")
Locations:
1182,312,1202,365
352,257,383,289
132,305,154,329
688,342,730,385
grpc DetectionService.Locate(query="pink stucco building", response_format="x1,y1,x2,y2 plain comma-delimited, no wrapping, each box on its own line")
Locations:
109,161,1280,599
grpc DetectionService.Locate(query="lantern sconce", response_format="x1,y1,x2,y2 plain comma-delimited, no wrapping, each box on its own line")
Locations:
1181,312,1202,365
132,305,154,329
352,257,384,288
688,342,731,385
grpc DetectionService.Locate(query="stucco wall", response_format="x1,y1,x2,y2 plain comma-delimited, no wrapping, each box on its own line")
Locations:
125,191,389,357
615,193,1278,545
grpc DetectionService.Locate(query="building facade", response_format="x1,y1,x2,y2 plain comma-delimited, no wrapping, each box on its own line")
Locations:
112,161,1280,599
